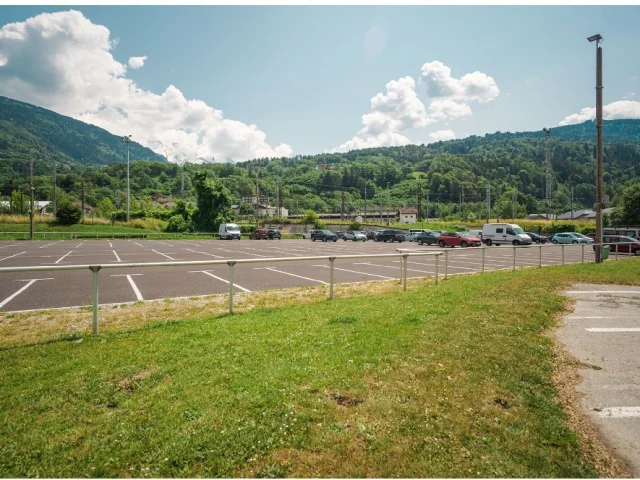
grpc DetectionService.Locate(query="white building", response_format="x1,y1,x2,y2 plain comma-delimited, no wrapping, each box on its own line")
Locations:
398,208,418,224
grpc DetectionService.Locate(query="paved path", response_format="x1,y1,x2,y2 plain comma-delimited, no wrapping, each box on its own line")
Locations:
559,284,640,476
0,239,613,312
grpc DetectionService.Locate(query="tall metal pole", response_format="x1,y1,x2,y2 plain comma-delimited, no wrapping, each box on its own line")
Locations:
485,180,491,224
543,128,552,220
594,36,604,263
122,135,132,222
52,155,57,217
571,185,574,220
426,193,430,222
29,151,34,241
364,185,367,221
387,182,390,226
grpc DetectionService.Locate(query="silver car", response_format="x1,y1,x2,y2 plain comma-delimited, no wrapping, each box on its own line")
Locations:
551,232,589,244
343,230,367,242
572,232,595,243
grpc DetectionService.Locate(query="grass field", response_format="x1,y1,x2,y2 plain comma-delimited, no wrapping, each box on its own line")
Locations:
1,260,638,477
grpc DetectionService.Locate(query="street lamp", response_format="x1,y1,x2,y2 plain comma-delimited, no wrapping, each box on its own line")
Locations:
122,135,132,222
588,33,604,262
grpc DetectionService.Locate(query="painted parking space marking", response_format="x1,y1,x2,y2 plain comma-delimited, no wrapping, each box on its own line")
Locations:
596,407,640,418
189,270,251,292
253,267,328,285
233,250,270,258
186,249,224,259
112,250,122,262
312,264,395,280
54,250,73,264
108,241,113,248
133,241,144,247
39,243,56,249
152,249,176,261
0,244,18,249
112,273,144,301
586,328,640,333
157,241,174,247
0,278,54,309
355,262,430,274
0,251,26,263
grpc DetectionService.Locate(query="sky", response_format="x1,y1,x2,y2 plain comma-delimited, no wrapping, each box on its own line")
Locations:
1,5,639,162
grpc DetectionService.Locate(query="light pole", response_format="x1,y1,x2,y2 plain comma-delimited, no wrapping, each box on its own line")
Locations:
588,33,604,263
122,135,132,222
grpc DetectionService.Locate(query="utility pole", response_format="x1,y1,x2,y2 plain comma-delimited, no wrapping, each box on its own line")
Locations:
255,171,260,225
29,151,34,241
588,34,604,262
181,163,185,197
122,135,132,222
543,127,552,220
426,192,430,222
276,175,280,217
511,190,516,220
417,183,422,223
386,182,390,226
52,155,57,217
340,186,344,221
571,185,574,220
485,180,491,224
81,180,85,220
364,185,367,222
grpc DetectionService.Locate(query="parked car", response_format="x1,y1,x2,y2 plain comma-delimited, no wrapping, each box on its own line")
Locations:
268,229,281,240
572,232,594,243
551,232,589,244
415,231,439,246
467,229,483,238
302,230,313,239
344,230,367,242
525,232,548,244
219,223,241,240
311,230,338,242
437,232,482,248
366,230,384,240
597,235,640,256
336,231,346,239
481,223,531,246
407,229,434,241
249,229,269,240
374,229,406,243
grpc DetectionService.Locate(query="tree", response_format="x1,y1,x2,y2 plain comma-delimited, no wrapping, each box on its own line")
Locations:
617,182,640,225
96,198,115,218
56,199,82,225
191,170,232,232
165,214,191,233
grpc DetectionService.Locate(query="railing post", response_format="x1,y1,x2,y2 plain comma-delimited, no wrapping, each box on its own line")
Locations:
227,261,236,314
562,245,565,265
615,244,618,260
444,249,449,279
582,244,585,264
89,266,101,335
481,247,486,273
512,245,516,271
402,254,408,291
329,257,335,300
434,254,439,285
539,245,542,268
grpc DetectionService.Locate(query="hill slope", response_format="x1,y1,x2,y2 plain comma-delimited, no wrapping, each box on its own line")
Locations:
0,96,165,169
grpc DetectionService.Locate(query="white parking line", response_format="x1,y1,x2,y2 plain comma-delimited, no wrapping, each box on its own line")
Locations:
186,248,224,258
112,250,122,262
53,250,73,264
39,243,56,249
586,328,640,333
355,262,430,274
112,273,144,301
394,259,479,272
189,270,251,292
0,244,18,249
312,264,395,280
157,241,174,247
108,241,113,248
0,251,25,263
133,242,144,247
152,249,176,260
254,267,329,285
596,407,640,418
0,278,54,309
233,250,270,258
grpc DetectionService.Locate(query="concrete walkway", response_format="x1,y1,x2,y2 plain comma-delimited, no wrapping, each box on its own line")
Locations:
558,284,640,476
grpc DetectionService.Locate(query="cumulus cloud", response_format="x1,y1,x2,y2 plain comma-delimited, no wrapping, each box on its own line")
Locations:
331,61,497,152
0,10,291,162
558,100,640,126
128,55,147,69
429,129,456,142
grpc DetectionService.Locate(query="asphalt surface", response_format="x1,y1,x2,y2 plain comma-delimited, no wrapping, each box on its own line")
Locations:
559,285,640,476
0,238,612,313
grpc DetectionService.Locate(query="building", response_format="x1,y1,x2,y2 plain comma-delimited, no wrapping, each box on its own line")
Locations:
256,204,289,218
398,208,418,224
527,213,548,220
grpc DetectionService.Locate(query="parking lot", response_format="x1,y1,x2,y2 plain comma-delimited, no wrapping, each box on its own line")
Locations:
0,238,605,312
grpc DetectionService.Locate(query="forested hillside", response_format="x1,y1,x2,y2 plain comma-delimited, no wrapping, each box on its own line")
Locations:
1,94,639,220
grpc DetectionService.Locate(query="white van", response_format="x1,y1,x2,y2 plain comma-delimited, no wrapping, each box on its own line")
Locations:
481,223,531,246
219,223,241,240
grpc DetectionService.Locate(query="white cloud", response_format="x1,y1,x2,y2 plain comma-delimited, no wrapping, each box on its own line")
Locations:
558,100,640,126
631,76,638,81
623,92,636,100
420,60,499,103
128,55,147,69
331,61,497,152
0,10,291,162
429,129,456,142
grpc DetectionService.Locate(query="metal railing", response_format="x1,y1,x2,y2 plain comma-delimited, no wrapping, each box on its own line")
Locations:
0,251,443,335
0,231,221,240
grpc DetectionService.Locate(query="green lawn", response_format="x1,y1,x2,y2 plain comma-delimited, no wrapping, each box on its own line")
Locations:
1,259,639,477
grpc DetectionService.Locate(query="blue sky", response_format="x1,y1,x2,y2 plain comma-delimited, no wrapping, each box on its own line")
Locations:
1,6,639,160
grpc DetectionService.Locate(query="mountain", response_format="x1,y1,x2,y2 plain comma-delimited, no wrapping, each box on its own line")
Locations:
0,96,165,170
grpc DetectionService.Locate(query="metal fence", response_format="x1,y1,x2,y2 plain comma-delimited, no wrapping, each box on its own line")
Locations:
0,241,636,336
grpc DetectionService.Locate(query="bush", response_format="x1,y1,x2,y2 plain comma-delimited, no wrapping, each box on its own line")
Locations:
240,225,256,234
548,222,577,234
55,200,82,225
165,215,192,233
349,221,362,231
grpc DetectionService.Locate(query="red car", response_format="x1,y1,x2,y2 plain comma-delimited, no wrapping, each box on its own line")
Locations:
249,229,269,240
592,234,640,256
437,232,482,248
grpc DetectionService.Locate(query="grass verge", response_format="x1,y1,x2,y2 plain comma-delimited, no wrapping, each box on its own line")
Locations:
1,259,639,477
